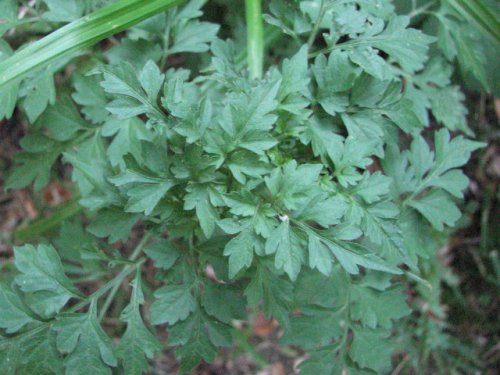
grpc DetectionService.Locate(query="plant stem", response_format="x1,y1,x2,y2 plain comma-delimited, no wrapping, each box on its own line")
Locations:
69,233,151,315
245,0,264,79
97,274,126,321
411,0,418,13
307,0,326,49
97,232,152,321
159,21,172,71
408,0,436,19
68,265,136,313
232,328,269,368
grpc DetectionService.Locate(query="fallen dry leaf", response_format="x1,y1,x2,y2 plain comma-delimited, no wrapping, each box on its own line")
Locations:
42,181,72,206
253,312,279,337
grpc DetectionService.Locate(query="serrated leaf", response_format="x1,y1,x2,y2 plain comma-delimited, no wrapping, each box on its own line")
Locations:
245,263,293,326
72,73,109,124
172,310,218,373
20,70,56,123
345,198,410,267
53,220,99,262
216,80,280,154
408,190,461,231
265,220,305,281
64,135,121,211
86,208,140,243
349,47,390,80
98,62,166,121
381,98,422,133
117,274,161,375
265,160,323,210
184,184,220,238
298,346,341,375
294,194,346,228
102,117,151,168
307,234,333,276
350,284,410,329
13,244,81,315
224,190,260,217
226,151,271,184
427,85,469,133
279,44,310,99
312,50,360,115
363,16,435,73
305,227,401,275
138,60,164,101
432,129,485,175
106,38,162,70
170,20,220,54
41,96,88,141
150,284,196,325
42,0,84,22
223,229,256,278
294,267,349,309
280,309,344,349
53,302,117,375
5,146,60,191
384,129,484,229
0,326,64,375
352,172,392,204
350,327,393,373
202,283,246,323
0,285,38,333
110,169,175,216
144,238,182,270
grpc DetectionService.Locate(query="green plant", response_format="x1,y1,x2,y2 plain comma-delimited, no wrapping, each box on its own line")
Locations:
0,0,496,374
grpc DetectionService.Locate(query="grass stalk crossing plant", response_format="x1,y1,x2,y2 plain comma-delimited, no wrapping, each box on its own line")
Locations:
0,0,186,89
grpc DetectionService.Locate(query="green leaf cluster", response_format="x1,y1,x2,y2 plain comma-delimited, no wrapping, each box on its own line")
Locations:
0,0,490,373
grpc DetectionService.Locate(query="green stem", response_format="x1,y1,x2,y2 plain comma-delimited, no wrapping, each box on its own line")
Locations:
232,328,269,368
408,0,437,19
245,0,264,79
68,265,136,313
307,0,326,49
237,25,280,67
159,21,172,71
97,233,152,321
97,274,125,321
480,186,492,254
69,233,151,315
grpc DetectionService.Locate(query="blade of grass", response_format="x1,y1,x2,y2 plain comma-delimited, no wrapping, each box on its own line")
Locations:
445,0,500,43
14,198,83,241
0,0,186,89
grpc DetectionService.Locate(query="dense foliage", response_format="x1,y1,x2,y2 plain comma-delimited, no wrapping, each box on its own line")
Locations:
0,0,497,374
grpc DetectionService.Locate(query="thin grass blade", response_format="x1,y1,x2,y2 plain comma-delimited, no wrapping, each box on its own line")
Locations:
0,0,185,89
445,0,500,43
